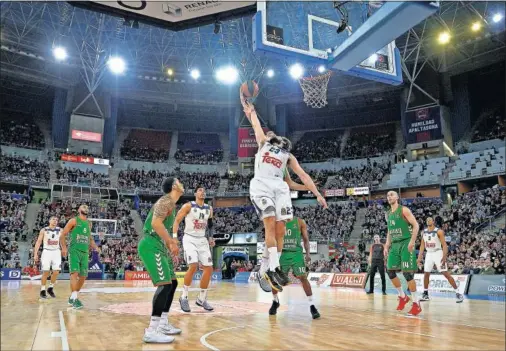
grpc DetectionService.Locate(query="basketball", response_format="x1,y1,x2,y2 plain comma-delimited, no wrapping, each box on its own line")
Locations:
240,80,259,100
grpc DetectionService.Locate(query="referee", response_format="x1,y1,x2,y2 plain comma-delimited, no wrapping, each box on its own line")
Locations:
366,235,387,295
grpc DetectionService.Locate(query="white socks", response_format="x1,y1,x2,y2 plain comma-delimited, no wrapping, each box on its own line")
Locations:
199,289,208,301
307,295,313,306
159,312,168,327
411,291,419,303
49,283,54,288
268,247,280,271
259,256,269,275
396,287,405,298
182,285,190,299
70,291,78,300
273,294,279,303
41,285,46,291
148,316,160,332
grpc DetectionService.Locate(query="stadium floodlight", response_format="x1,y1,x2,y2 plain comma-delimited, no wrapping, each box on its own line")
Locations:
53,46,67,61
190,68,200,80
318,65,326,73
289,63,304,79
167,68,174,76
107,57,126,74
438,32,450,44
215,66,239,84
492,13,503,23
471,21,481,32
266,69,275,78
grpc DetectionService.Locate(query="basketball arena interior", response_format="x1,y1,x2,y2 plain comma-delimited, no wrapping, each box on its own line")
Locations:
0,1,505,350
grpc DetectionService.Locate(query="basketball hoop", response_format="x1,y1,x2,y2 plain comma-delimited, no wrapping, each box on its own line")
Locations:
298,71,332,108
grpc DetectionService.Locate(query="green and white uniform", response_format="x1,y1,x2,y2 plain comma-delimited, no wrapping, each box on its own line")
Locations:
386,206,417,271
138,206,176,286
279,217,307,277
68,216,91,277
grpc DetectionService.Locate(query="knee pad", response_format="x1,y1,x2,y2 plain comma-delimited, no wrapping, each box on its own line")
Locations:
387,271,398,280
403,272,414,282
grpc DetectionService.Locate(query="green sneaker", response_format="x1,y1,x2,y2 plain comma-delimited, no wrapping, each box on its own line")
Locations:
68,297,74,306
72,298,83,310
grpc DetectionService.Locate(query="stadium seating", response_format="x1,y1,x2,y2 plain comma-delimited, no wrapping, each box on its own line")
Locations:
449,147,506,180
175,133,223,164
292,130,344,162
0,119,45,150
121,129,171,161
386,157,449,187
342,124,396,159
472,113,505,142
0,154,50,185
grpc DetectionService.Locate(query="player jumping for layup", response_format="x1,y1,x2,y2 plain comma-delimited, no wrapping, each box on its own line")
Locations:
241,91,327,291
268,214,321,319
138,177,184,343
60,204,99,309
34,216,61,299
384,191,422,316
173,185,215,312
417,217,464,303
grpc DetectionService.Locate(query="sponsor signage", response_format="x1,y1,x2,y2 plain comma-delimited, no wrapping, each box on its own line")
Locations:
88,251,103,280
324,189,345,197
414,274,469,295
346,187,370,196
222,246,249,255
61,154,110,166
193,271,222,281
212,233,233,245
290,191,298,199
1,268,22,280
467,275,505,296
257,241,317,254
330,273,367,288
365,272,408,292
71,129,102,142
125,271,152,281
307,273,333,287
238,127,270,157
405,106,442,143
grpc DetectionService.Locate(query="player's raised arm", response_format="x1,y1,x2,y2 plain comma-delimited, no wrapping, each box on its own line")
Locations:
284,170,309,191
33,228,45,262
240,89,266,146
60,218,76,257
287,154,327,209
172,202,191,240
402,206,420,253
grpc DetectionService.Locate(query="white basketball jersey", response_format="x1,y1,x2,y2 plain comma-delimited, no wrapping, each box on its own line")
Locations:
423,227,442,252
184,202,211,237
43,227,61,251
254,142,290,180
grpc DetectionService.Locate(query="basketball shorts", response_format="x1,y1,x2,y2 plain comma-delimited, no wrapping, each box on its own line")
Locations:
424,250,447,272
280,251,307,277
387,239,417,272
182,235,213,266
250,178,293,222
41,249,62,271
69,249,89,277
138,235,175,286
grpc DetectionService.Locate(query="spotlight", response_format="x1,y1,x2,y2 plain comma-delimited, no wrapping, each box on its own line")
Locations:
471,21,481,32
492,13,503,23
190,68,200,80
53,46,67,61
289,63,304,79
107,57,126,74
167,68,174,76
214,21,221,34
438,32,450,44
266,69,275,78
216,66,238,84
318,65,326,73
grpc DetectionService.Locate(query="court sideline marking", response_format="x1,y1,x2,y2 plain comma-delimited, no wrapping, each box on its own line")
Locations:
200,326,245,351
50,311,69,351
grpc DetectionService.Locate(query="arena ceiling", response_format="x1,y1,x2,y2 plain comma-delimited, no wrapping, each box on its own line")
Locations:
0,1,504,110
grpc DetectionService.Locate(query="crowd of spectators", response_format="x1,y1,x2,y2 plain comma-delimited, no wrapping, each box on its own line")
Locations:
325,160,391,189
51,149,109,161
118,169,221,193
0,192,28,268
1,154,50,184
225,173,254,192
308,251,363,273
291,133,343,162
121,140,169,162
342,125,396,159
175,149,223,165
0,119,45,149
214,207,260,234
55,168,111,187
472,113,505,142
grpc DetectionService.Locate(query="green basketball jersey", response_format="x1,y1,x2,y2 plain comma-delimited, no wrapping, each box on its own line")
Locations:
387,205,412,243
283,217,302,253
143,197,176,245
70,216,91,252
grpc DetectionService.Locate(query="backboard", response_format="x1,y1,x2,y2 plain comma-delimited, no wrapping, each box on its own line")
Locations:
253,1,439,85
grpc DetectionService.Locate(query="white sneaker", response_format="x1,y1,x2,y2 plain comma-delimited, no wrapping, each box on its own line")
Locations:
158,323,182,335
142,328,175,343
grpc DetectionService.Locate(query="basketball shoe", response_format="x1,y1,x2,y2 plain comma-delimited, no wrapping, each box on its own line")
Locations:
179,296,191,313
257,272,272,293
196,298,214,311
143,329,175,343
407,302,422,316
47,287,56,298
269,300,280,315
40,290,47,299
263,271,283,292
456,293,464,303
310,305,321,319
420,291,430,301
158,323,182,335
396,295,410,311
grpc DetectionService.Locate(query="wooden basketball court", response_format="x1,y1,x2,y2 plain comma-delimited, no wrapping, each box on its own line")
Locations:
1,280,504,350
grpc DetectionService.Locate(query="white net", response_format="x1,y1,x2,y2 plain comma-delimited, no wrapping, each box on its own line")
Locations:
298,71,332,108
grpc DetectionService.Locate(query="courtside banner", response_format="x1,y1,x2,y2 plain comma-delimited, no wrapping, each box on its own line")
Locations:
346,187,370,196
307,273,333,287
324,189,345,197
238,127,269,157
467,275,505,296
125,271,151,281
330,273,367,288
414,274,469,295
1,268,21,280
71,129,102,142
